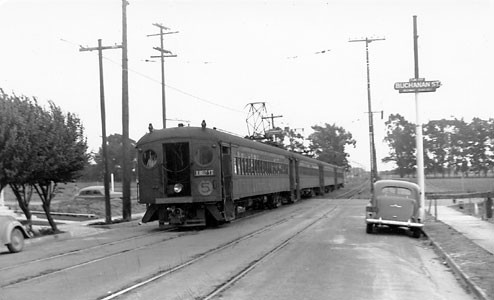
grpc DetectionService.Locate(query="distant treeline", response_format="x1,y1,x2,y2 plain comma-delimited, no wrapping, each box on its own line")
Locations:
382,114,494,178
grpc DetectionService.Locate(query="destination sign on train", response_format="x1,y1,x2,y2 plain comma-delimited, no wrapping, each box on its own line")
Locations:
394,79,441,93
194,169,214,177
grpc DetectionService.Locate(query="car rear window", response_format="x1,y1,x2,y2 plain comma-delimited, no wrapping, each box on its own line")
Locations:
381,186,412,197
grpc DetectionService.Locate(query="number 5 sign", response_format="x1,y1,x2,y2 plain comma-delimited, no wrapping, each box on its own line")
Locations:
198,180,213,196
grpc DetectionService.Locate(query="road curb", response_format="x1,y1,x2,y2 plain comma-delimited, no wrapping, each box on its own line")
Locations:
24,213,146,246
423,230,490,300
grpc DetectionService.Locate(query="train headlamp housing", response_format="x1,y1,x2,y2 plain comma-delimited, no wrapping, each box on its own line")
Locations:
174,183,183,193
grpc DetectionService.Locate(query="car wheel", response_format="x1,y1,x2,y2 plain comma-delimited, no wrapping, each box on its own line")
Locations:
412,228,421,239
7,228,25,253
366,223,373,234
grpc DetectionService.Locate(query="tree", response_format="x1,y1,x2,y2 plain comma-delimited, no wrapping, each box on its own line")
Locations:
308,123,355,169
467,118,490,176
0,90,89,232
444,118,468,176
30,102,89,231
280,127,310,155
382,114,416,178
423,120,449,176
0,91,44,230
94,133,137,182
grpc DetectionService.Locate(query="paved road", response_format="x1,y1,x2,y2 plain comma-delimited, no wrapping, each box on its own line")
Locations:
0,198,473,300
216,200,473,300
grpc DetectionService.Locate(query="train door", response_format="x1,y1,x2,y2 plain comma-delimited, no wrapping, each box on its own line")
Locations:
221,144,235,221
289,157,300,202
163,142,191,197
289,158,295,202
318,165,325,195
295,159,300,201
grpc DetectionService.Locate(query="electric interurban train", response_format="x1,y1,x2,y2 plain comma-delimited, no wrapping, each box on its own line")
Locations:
137,122,344,227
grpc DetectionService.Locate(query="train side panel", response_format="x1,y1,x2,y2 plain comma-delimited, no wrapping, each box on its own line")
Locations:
232,146,290,200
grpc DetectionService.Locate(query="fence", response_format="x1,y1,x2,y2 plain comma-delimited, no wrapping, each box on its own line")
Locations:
426,191,493,220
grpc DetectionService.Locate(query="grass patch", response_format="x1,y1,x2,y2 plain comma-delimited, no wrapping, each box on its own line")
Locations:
4,182,147,219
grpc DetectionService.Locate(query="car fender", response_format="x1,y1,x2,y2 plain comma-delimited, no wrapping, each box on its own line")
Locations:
0,217,31,245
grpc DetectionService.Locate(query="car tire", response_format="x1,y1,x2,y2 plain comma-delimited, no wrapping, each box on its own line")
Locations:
7,227,25,253
412,228,421,239
366,223,373,234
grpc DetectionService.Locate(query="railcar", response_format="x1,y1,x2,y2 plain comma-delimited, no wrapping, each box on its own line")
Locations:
137,123,344,227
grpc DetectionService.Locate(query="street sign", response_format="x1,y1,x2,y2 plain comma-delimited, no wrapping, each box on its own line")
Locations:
394,79,441,93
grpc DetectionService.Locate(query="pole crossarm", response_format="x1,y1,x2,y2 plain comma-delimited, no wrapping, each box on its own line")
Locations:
79,39,122,224
147,23,178,129
79,44,122,52
348,37,385,43
152,23,170,30
262,114,283,129
148,31,179,37
151,55,177,58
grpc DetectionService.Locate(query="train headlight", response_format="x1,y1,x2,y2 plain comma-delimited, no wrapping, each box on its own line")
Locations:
173,183,183,193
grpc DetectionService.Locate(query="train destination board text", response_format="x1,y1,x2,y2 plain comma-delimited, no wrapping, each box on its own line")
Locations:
394,79,441,93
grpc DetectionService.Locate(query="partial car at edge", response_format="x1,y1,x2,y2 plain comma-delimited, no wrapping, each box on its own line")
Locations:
0,215,31,253
74,186,123,201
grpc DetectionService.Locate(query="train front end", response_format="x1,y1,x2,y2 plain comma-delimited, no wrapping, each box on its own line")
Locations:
137,126,225,227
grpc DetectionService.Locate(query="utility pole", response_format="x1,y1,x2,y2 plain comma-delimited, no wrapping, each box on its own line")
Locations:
80,39,122,224
349,36,385,193
262,113,283,130
412,16,425,220
393,16,441,221
121,0,131,221
147,23,178,129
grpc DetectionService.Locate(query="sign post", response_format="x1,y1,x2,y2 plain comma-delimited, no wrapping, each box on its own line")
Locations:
394,16,441,223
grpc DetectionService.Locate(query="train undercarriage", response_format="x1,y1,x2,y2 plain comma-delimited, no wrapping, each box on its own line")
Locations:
141,185,340,227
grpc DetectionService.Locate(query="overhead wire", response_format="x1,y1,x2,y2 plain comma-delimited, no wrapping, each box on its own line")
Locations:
61,37,332,116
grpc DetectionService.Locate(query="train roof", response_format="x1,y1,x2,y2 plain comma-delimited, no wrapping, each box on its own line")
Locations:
137,126,342,169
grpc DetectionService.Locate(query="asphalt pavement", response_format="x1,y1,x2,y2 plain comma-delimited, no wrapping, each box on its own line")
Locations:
10,201,494,300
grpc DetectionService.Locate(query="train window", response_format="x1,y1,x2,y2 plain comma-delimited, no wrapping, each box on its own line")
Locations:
234,157,239,175
194,145,214,166
142,149,158,169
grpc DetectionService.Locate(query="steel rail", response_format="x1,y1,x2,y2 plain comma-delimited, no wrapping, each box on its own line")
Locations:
100,217,293,300
202,205,339,300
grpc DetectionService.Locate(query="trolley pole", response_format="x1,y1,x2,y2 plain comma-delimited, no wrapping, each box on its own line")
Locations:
80,40,122,224
349,37,385,193
148,23,178,129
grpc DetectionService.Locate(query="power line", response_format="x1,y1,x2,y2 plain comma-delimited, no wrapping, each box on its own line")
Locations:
61,37,243,115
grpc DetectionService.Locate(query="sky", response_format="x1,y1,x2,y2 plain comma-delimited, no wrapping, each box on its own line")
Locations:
0,0,492,171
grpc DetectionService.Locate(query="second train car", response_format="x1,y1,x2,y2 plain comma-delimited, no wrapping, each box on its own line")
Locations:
137,123,344,227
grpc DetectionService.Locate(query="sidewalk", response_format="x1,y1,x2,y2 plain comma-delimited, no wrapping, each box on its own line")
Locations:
424,205,494,300
433,206,494,254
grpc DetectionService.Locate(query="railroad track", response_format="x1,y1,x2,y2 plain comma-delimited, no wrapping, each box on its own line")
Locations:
202,205,338,300
333,178,370,199
2,191,346,299
100,203,339,300
0,228,185,287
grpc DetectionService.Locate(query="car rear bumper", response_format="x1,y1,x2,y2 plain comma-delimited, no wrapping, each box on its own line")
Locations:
365,218,424,228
